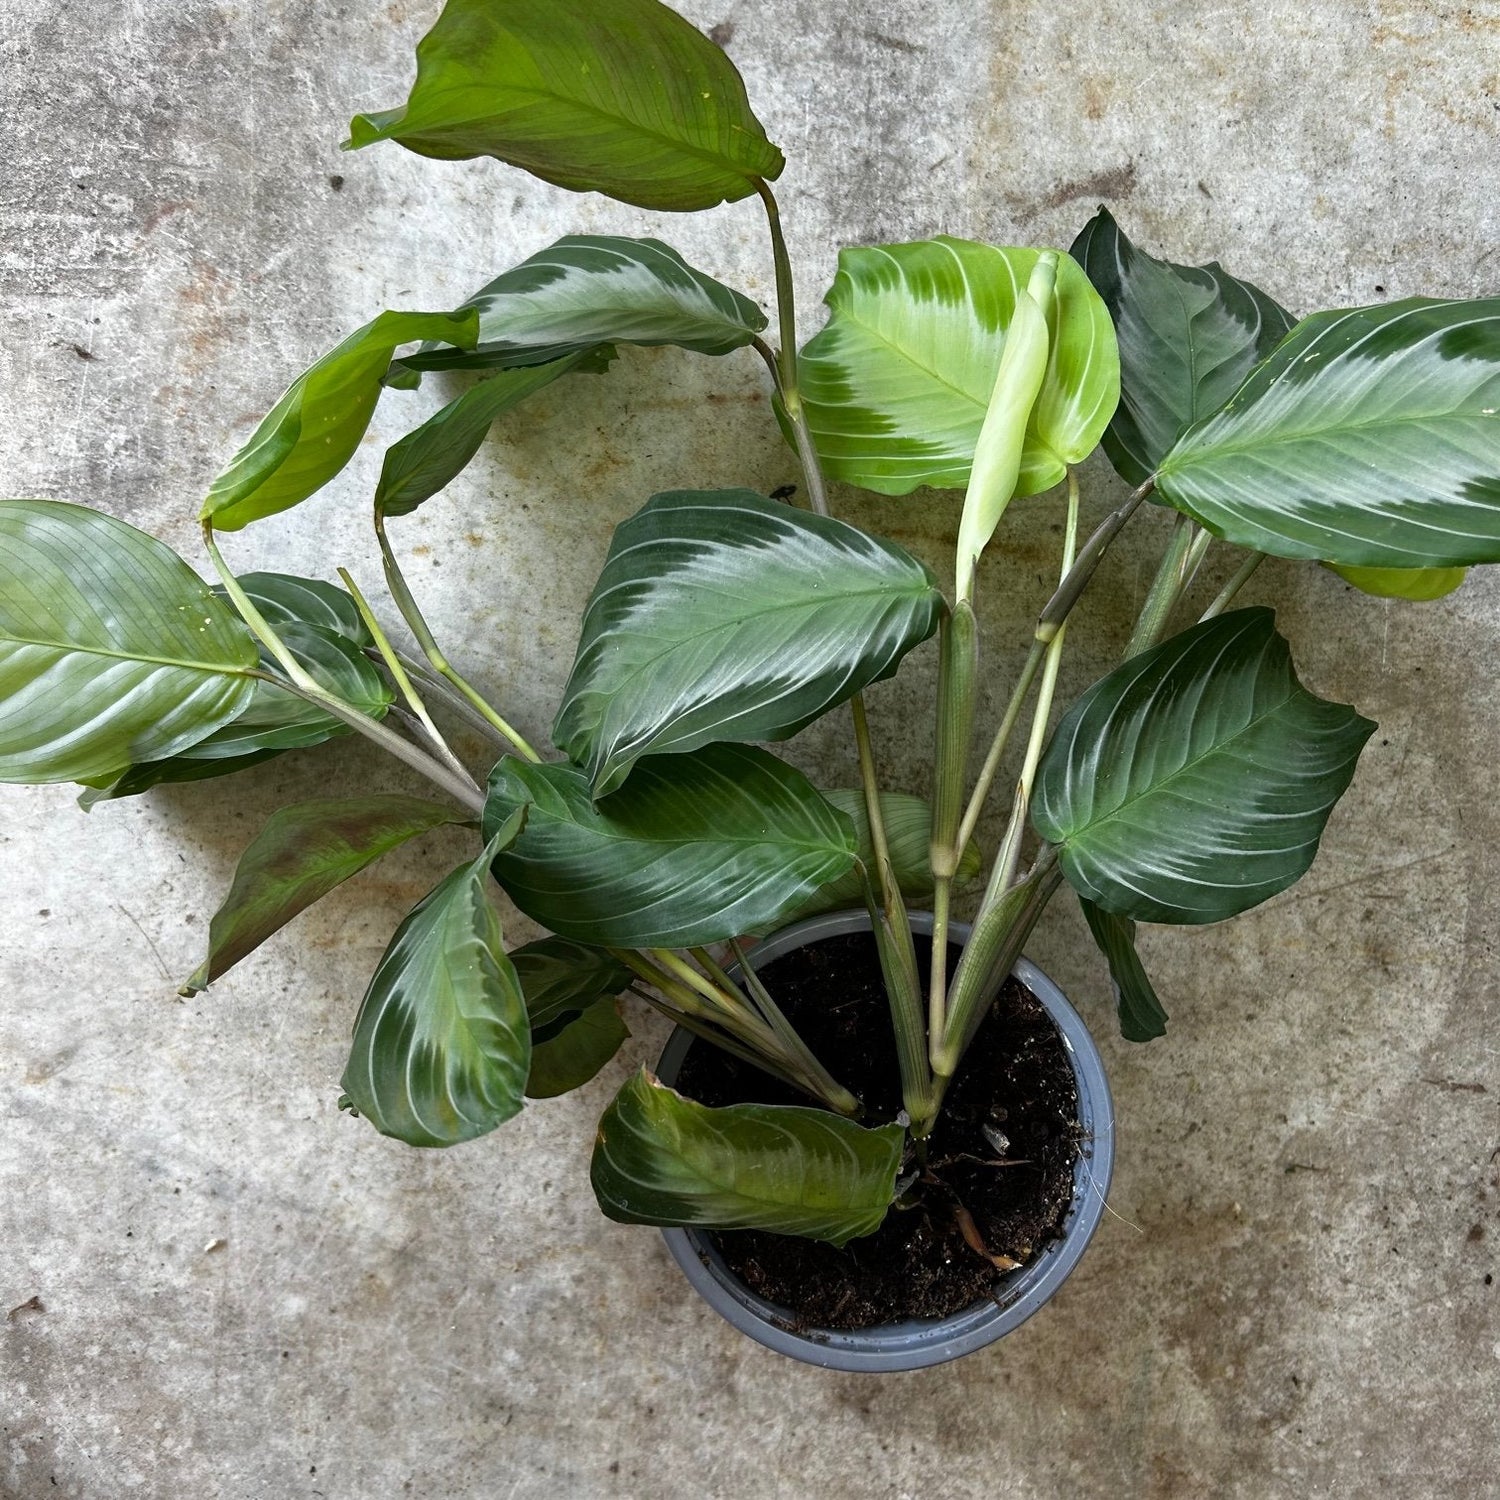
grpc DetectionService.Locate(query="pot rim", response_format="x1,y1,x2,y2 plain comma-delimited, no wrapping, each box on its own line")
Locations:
657,908,1115,1373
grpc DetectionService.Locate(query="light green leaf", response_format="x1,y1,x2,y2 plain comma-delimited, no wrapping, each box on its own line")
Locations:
591,1069,904,1245
554,490,944,795
1155,298,1500,567
1330,563,1468,601
797,238,1119,496
1031,609,1375,924
201,308,479,530
483,744,857,948
184,795,469,992
345,0,784,212
1078,896,1168,1042
341,815,531,1147
527,999,629,1098
0,500,257,786
1070,207,1295,486
396,236,766,377
376,353,600,518
787,789,982,919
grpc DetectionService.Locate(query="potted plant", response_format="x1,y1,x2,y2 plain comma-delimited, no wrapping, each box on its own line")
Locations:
2,0,1494,1372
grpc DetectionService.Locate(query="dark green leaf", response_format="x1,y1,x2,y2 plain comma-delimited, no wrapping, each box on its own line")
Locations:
1079,896,1168,1042
341,815,531,1147
396,236,766,377
591,1069,903,1245
1069,207,1296,487
201,308,479,530
78,750,283,809
1330,563,1467,601
0,500,257,785
345,0,784,212
184,795,469,992
1155,298,1500,567
511,936,633,1034
554,490,944,795
228,572,372,646
1031,609,1375,924
527,999,629,1098
484,744,857,948
787,789,982,919
797,239,1118,496
376,353,599,518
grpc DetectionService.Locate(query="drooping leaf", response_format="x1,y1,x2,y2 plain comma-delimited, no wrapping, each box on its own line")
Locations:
1078,896,1168,1042
1031,609,1375,924
201,308,479,530
396,236,766,377
796,239,1118,496
483,744,857,948
1330,563,1468,601
787,789,982,919
345,0,784,213
591,1069,904,1245
1154,298,1500,567
184,795,470,993
511,936,634,1033
228,572,372,646
0,500,257,786
376,353,601,518
527,1000,630,1098
341,815,531,1147
554,490,944,795
1070,207,1296,486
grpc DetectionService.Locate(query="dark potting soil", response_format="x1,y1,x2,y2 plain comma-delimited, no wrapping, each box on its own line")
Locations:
672,932,1081,1330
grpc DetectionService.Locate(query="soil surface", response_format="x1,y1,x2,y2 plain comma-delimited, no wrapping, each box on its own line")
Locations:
672,932,1082,1330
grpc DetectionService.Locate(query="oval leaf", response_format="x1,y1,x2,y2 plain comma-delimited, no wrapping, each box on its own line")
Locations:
341,817,531,1147
483,744,857,948
1070,207,1296,487
345,0,784,212
201,308,479,530
527,1000,630,1099
787,788,982,920
797,239,1119,496
1330,563,1468,601
184,795,469,992
1031,609,1375,924
591,1069,903,1246
554,490,944,795
397,236,767,377
512,936,633,1034
1155,298,1500,567
1078,896,1168,1043
0,500,257,785
230,572,373,646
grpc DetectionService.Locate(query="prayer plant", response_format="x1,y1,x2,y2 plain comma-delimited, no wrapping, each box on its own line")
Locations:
3,0,1496,1251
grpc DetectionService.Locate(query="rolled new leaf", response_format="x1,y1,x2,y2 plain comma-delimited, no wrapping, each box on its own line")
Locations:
1070,207,1295,486
341,815,532,1147
1078,897,1168,1043
1031,609,1375,924
0,500,258,785
796,239,1118,497
396,236,766,376
1154,297,1500,568
591,1070,905,1246
201,308,479,530
184,795,470,992
553,490,944,795
483,744,857,948
345,0,784,213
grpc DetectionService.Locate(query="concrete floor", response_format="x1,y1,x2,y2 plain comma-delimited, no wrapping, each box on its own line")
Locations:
3,1,1498,1495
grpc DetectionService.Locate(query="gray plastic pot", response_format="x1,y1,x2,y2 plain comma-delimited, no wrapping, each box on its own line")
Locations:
656,908,1114,1373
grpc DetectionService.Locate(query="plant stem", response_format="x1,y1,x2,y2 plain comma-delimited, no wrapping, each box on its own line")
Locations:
1201,550,1266,620
389,649,508,747
336,566,479,794
375,513,542,762
1122,512,1196,659
205,525,485,814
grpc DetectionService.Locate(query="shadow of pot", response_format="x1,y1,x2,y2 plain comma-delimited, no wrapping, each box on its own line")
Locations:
656,908,1115,1372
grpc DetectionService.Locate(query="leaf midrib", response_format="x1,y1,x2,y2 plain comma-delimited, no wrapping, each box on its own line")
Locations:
0,631,254,676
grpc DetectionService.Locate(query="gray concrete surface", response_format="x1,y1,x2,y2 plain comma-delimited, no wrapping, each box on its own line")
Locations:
3,1,1498,1496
